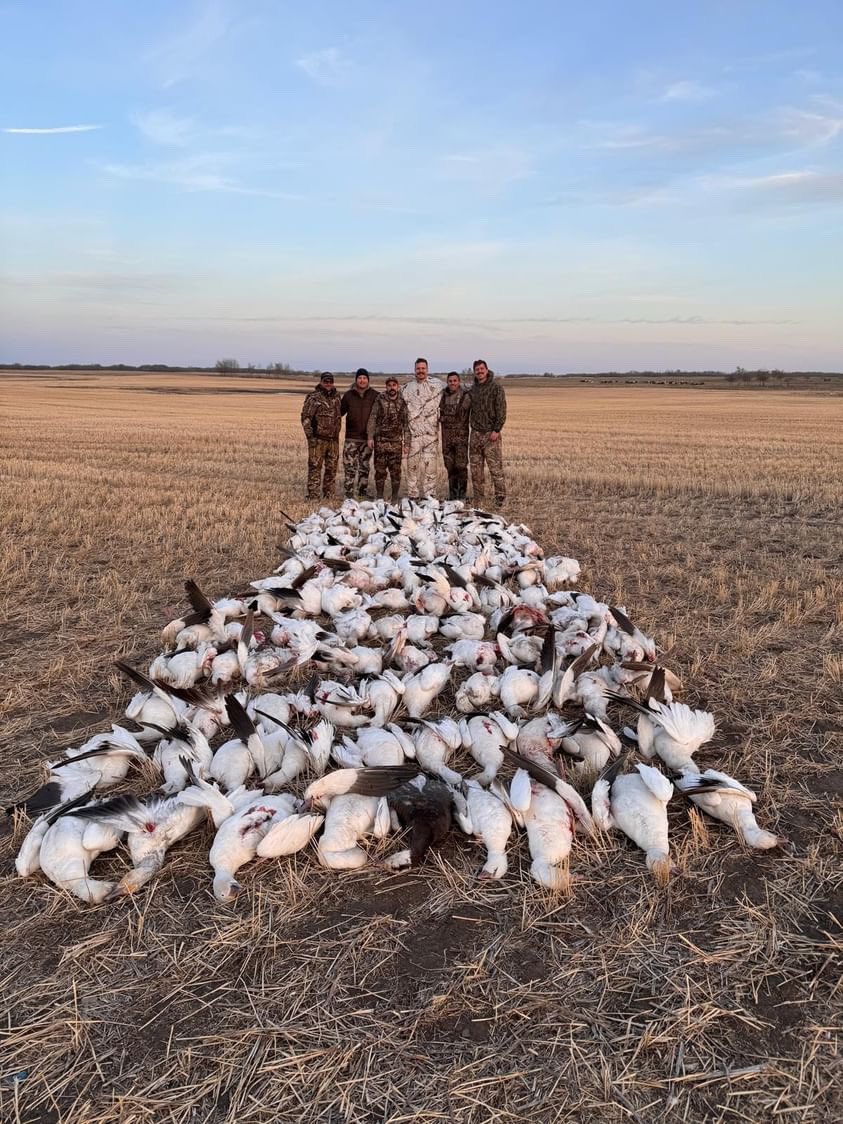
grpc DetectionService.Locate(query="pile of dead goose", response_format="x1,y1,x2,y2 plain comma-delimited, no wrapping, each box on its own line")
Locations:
9,497,782,905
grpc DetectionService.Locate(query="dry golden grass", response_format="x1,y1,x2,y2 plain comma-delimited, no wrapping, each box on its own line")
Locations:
0,371,841,1124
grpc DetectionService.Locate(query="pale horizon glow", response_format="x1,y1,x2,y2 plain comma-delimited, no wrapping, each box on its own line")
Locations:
1,0,841,372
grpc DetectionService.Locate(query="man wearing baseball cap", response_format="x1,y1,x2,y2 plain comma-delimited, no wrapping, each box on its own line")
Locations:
367,376,410,500
300,372,342,499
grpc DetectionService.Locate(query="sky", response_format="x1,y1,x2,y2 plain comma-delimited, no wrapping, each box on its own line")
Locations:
1,0,842,372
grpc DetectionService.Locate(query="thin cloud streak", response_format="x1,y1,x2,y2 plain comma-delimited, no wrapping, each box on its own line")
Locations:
2,124,102,134
166,314,799,328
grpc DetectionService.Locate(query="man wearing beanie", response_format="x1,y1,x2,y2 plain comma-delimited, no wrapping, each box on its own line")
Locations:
340,368,378,499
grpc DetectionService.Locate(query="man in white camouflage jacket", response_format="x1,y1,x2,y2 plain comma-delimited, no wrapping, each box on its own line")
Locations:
401,357,443,498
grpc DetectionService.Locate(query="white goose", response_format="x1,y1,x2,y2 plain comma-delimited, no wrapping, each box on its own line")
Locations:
204,793,317,901
609,694,716,771
316,794,391,870
362,670,405,726
460,712,518,785
561,713,622,782
445,639,499,674
161,579,229,651
506,767,577,892
407,718,464,785
148,642,217,689
402,662,452,717
37,811,122,903
71,784,220,898
592,759,675,884
452,781,513,879
673,769,782,849
455,670,500,713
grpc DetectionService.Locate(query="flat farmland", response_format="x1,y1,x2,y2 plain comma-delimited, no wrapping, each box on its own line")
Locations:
0,371,841,1124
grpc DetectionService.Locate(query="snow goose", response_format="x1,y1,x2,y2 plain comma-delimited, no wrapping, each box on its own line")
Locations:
8,725,149,817
151,718,214,794
508,767,577,892
505,748,595,838
302,764,420,810
592,759,676,884
317,794,391,870
608,694,716,772
334,725,409,768
439,611,486,642
543,555,581,590
14,789,96,877
209,696,274,791
673,769,782,849
561,712,623,783
445,639,499,675
362,671,405,726
402,662,453,717
72,787,208,898
459,711,518,785
205,793,313,900
38,810,122,903
604,605,657,664
148,642,217,689
406,717,464,785
162,579,228,650
314,680,373,728
455,671,500,713
452,780,513,879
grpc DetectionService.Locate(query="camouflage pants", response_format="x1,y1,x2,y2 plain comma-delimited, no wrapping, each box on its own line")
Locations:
406,435,438,497
442,431,469,500
374,441,403,500
469,431,506,505
306,437,339,500
343,439,373,497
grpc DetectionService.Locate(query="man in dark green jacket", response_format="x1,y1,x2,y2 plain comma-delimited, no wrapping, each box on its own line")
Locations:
467,359,506,507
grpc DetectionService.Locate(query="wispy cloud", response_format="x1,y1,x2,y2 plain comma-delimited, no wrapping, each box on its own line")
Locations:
133,109,195,146
295,46,349,85
168,313,799,328
437,147,533,185
588,100,843,156
100,154,304,200
144,1,230,88
717,170,843,205
2,124,102,134
660,80,717,102
792,68,823,85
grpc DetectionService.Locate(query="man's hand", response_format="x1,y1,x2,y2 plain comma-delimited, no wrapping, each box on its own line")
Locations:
490,430,500,442
367,438,374,451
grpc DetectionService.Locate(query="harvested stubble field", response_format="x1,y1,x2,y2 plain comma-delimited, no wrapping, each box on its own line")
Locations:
0,371,841,1124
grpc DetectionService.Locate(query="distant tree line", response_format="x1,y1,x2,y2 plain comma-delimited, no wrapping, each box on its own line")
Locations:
1,361,840,382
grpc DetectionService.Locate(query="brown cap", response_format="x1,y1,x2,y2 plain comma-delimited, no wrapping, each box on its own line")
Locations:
385,376,399,386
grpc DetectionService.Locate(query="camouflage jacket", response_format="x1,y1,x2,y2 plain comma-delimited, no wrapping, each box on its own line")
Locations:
468,373,507,433
301,386,341,440
367,391,409,444
439,386,471,436
402,376,444,442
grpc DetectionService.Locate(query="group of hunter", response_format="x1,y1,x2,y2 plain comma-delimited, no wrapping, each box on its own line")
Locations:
300,358,507,506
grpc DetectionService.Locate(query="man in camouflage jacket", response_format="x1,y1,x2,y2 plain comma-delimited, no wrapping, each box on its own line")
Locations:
300,372,342,500
439,371,471,500
467,359,507,506
367,376,410,500
402,357,443,497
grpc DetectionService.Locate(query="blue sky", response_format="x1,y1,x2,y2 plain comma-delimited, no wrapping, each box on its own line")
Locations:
1,0,841,371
